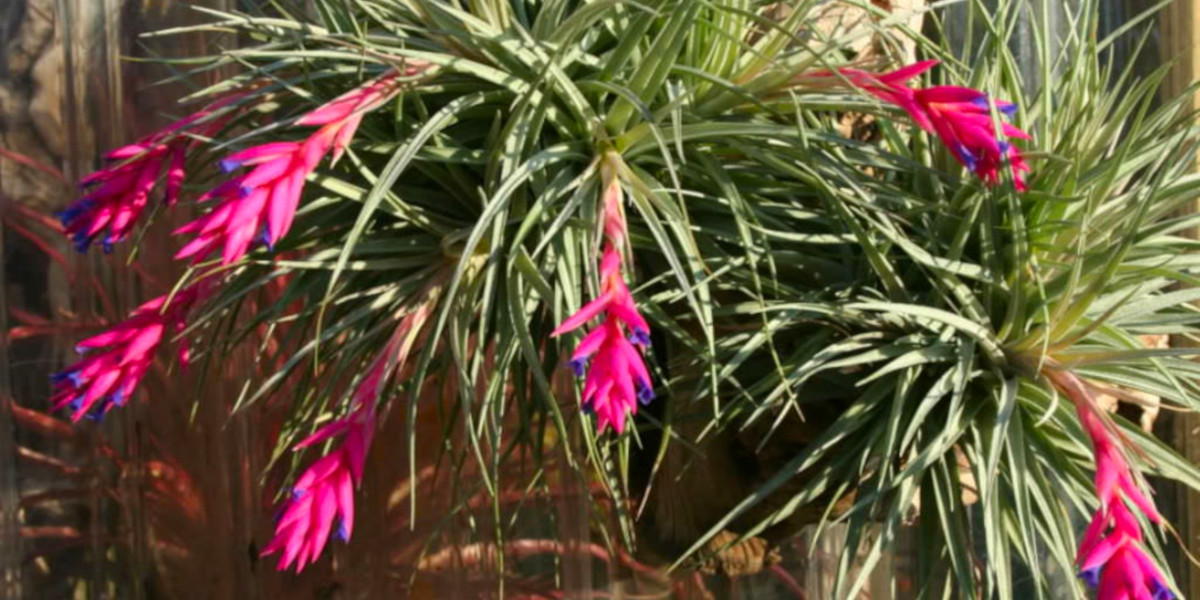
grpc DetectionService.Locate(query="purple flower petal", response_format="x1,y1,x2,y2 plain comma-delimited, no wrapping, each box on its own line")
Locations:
569,357,588,377
1078,566,1101,589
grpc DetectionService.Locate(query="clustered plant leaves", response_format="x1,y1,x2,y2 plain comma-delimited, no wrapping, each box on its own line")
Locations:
48,0,1200,596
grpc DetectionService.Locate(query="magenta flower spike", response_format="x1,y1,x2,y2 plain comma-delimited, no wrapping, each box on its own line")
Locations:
1072,405,1174,600
176,68,428,265
553,177,654,434
58,96,239,253
50,286,202,422
835,60,1032,190
263,286,439,572
261,402,375,572
1045,370,1175,599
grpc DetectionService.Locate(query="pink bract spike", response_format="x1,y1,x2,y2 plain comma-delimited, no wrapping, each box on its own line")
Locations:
263,289,437,572
59,95,240,252
830,61,1031,190
180,69,426,264
555,175,654,434
51,286,202,421
1045,370,1176,599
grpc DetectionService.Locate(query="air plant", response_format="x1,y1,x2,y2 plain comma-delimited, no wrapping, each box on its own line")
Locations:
45,0,1200,597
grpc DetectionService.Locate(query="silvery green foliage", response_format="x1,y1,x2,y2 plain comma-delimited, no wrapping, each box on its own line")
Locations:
144,0,1200,595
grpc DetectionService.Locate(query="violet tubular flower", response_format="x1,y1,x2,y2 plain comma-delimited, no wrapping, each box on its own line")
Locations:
176,67,426,265
59,96,238,253
553,178,654,434
835,60,1032,190
50,286,201,422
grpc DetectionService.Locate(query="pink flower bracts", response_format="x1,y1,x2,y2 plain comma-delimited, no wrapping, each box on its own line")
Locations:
552,175,654,434
50,285,202,421
175,68,428,264
834,60,1031,190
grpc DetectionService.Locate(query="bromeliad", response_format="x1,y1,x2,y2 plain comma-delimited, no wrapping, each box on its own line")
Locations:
44,2,1200,594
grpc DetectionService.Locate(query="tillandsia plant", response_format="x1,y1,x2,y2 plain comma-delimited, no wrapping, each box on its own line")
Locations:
46,0,1200,596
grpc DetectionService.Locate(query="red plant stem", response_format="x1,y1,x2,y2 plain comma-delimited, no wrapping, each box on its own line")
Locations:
7,325,66,341
7,306,52,326
9,403,124,466
416,539,662,577
0,148,66,182
2,217,67,268
4,201,64,232
16,446,82,476
10,403,78,438
2,210,118,310
7,306,104,342
768,564,807,599
20,526,82,539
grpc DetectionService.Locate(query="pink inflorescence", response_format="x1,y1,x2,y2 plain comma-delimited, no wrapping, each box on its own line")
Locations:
261,399,375,572
1074,404,1174,600
263,289,437,572
836,60,1031,190
175,70,413,265
552,178,654,434
50,285,201,422
58,97,238,253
